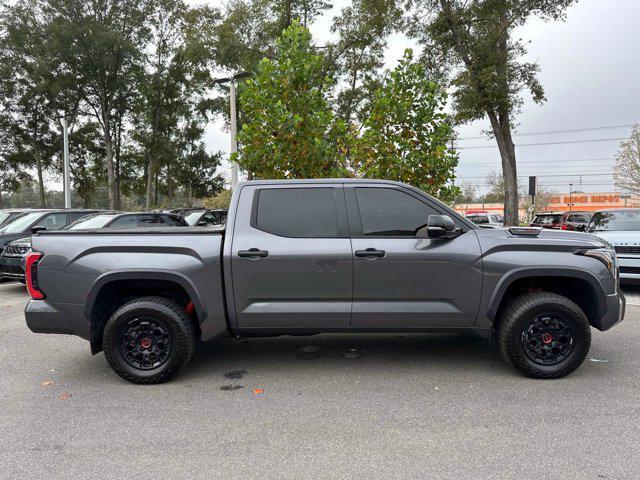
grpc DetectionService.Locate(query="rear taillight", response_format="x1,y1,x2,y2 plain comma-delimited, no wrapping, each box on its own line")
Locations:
25,251,45,300
561,224,568,230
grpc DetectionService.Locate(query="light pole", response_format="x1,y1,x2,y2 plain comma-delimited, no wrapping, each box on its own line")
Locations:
568,183,573,212
214,72,251,190
61,117,71,208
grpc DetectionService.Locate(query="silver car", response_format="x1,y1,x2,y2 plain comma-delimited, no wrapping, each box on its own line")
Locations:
588,208,640,283
466,213,504,229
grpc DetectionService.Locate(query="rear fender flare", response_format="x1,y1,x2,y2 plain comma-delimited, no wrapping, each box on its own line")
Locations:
85,269,207,324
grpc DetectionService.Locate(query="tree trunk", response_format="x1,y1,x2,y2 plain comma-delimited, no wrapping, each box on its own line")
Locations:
114,110,123,210
487,111,519,226
101,105,116,210
145,150,155,210
35,153,46,208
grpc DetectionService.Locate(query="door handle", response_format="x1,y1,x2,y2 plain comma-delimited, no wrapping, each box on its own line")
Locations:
238,248,269,258
355,248,386,258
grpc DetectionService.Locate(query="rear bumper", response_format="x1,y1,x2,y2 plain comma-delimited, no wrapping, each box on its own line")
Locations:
592,290,625,331
25,299,90,340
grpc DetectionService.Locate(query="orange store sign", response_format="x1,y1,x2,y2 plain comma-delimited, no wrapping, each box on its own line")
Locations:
548,195,620,204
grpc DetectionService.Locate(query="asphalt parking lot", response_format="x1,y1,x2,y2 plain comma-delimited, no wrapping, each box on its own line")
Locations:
1,281,639,479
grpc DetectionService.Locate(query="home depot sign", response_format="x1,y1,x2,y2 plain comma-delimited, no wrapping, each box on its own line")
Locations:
548,194,621,205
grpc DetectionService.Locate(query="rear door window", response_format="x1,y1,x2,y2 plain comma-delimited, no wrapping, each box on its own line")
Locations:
254,188,339,237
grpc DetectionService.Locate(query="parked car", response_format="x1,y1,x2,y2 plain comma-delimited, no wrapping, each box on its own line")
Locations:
165,207,205,216
63,212,189,230
0,209,100,281
184,209,228,227
0,209,31,229
587,208,640,283
466,213,504,229
530,211,592,231
25,179,624,384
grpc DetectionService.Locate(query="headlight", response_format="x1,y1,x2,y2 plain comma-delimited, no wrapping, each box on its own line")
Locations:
574,247,619,279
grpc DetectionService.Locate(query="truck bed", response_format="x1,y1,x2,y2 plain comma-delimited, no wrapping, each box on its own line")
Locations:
28,227,229,343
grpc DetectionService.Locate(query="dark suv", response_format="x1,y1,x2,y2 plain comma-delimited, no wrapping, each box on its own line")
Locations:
530,211,592,231
0,209,100,281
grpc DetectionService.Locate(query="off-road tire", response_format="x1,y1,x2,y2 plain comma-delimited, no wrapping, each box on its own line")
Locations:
103,296,196,384
497,292,591,379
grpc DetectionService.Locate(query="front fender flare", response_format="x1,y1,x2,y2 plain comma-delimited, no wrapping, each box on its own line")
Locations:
486,266,607,321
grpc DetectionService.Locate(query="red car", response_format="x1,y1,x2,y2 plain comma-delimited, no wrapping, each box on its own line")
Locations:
530,211,593,231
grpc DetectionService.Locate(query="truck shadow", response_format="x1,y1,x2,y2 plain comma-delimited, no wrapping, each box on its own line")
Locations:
181,333,514,382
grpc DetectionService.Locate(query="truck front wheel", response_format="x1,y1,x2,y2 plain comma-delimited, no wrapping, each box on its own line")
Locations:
497,292,591,379
103,296,196,384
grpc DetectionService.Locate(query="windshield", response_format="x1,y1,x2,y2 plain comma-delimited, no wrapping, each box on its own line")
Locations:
0,212,43,233
533,214,561,225
589,211,640,232
64,214,117,230
0,212,10,224
185,211,205,226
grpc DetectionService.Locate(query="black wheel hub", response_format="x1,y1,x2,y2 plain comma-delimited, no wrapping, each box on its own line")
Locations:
118,317,173,370
521,314,575,366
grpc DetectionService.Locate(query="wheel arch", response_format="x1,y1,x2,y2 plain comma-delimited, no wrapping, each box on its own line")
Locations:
86,270,206,351
487,267,607,326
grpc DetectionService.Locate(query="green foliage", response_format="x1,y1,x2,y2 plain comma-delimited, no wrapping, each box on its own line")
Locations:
203,190,233,210
234,22,350,179
354,50,459,202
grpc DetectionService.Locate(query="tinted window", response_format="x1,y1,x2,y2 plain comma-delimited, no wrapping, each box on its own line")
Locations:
107,215,139,229
67,214,116,230
139,214,166,228
355,188,438,236
255,188,338,237
533,214,561,225
589,211,640,232
468,215,489,224
568,214,588,223
39,213,69,231
164,215,187,226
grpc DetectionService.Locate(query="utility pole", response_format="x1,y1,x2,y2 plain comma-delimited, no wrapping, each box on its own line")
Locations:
568,183,573,212
61,118,71,208
213,72,251,191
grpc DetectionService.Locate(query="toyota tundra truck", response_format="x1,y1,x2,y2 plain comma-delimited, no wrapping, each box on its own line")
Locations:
24,179,625,383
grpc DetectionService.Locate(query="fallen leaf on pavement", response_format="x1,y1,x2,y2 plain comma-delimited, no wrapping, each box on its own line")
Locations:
253,388,265,395
41,380,54,387
58,393,72,400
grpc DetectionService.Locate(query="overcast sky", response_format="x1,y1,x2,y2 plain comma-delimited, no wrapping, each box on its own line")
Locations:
201,0,640,194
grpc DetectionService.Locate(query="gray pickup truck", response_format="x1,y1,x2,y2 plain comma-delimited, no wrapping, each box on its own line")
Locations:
24,179,625,383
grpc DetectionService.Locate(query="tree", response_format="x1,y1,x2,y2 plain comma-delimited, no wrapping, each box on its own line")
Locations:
483,171,505,203
354,49,459,203
408,0,577,224
454,181,477,209
45,0,151,209
0,1,59,207
614,124,640,196
234,21,349,179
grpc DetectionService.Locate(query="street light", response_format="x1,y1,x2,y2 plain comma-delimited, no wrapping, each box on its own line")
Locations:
213,72,251,190
568,183,573,212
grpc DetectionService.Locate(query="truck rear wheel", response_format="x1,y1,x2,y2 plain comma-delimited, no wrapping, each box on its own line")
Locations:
103,296,196,384
497,292,591,379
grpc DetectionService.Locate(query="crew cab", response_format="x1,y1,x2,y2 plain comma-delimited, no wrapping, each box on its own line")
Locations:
24,180,625,383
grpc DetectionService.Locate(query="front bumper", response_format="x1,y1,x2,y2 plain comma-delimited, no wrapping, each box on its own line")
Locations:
0,254,25,280
592,290,626,331
617,255,640,283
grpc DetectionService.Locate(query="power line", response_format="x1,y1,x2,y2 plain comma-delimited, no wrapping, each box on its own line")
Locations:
457,137,626,150
457,123,634,140
457,156,615,166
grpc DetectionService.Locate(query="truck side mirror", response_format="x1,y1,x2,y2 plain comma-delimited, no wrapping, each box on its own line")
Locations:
417,215,460,239
31,225,47,234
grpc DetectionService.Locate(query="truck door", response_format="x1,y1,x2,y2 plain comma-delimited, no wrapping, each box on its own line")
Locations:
346,185,482,328
230,184,352,329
